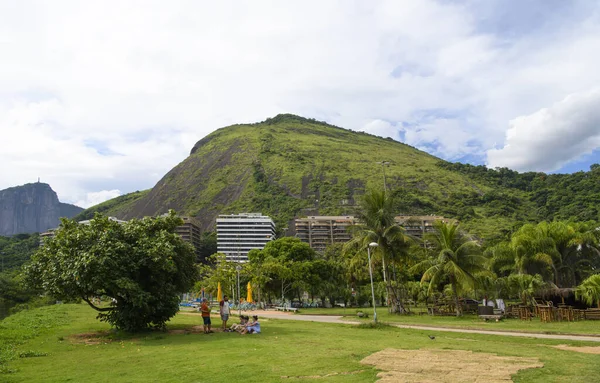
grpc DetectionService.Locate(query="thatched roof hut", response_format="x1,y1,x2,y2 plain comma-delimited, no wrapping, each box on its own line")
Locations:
537,287,575,304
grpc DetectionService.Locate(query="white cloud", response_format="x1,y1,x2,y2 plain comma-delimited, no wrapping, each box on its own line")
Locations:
1,0,599,206
75,190,122,209
487,89,600,172
360,120,399,140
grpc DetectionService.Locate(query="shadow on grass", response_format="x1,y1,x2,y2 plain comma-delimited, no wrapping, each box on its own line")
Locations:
356,322,395,330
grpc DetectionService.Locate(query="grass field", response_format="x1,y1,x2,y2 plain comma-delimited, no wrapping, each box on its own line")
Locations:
1,304,600,382
296,307,600,336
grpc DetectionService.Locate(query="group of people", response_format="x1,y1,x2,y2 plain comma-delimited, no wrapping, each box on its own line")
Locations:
199,295,261,335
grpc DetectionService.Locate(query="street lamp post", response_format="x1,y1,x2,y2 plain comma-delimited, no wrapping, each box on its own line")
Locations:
367,242,379,323
236,264,242,317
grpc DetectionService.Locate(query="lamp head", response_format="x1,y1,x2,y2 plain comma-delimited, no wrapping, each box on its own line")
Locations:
369,242,378,248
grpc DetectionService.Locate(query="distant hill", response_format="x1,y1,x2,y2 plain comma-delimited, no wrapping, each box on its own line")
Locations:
79,114,574,242
77,114,600,242
0,183,83,236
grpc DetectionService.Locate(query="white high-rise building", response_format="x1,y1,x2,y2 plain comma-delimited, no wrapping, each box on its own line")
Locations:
216,213,276,262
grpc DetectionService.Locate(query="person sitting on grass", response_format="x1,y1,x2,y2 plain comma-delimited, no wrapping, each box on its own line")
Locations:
241,315,260,334
230,315,248,332
200,298,212,334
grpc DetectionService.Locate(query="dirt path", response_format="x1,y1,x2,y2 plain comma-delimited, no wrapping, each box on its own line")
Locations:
256,313,600,342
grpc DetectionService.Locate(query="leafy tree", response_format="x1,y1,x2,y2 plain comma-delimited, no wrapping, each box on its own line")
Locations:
411,222,487,316
247,237,316,303
507,274,546,305
246,249,270,304
196,231,217,264
25,211,198,332
575,274,600,308
487,241,553,279
0,233,40,272
196,253,238,301
549,222,599,287
490,221,600,287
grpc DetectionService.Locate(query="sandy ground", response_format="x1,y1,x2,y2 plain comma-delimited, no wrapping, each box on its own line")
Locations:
553,345,600,354
360,348,543,383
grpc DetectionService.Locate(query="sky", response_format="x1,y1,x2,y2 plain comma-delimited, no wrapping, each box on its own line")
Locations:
1,0,600,207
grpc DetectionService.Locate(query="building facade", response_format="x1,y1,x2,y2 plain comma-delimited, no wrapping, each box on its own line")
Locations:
175,216,202,258
394,215,449,239
294,216,356,252
294,214,450,251
216,213,276,262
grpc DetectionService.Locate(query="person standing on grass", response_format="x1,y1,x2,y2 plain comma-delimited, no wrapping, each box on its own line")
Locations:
200,298,212,334
220,295,230,330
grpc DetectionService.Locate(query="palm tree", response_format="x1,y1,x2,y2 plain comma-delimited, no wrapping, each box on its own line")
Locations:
507,223,555,278
411,221,487,316
344,189,413,313
575,274,600,309
507,273,546,306
551,222,600,287
487,240,553,279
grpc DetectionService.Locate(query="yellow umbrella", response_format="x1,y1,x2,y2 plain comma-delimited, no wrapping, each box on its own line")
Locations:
217,282,222,302
246,282,253,303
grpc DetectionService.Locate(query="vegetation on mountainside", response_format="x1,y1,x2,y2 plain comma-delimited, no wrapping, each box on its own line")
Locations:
0,234,42,318
75,114,600,245
73,114,531,238
73,189,150,221
0,234,39,272
437,162,600,223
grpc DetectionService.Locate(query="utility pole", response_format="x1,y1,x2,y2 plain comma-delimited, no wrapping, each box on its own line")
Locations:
375,161,391,307
376,161,390,194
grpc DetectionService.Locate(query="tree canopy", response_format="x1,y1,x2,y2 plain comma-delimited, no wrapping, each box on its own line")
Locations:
25,211,197,332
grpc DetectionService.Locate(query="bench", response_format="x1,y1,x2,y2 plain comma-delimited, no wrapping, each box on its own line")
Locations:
275,306,298,312
479,314,504,322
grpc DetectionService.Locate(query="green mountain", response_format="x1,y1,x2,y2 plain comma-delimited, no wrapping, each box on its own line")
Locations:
76,114,600,242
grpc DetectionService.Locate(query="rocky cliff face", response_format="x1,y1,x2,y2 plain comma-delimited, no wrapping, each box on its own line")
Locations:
0,183,83,236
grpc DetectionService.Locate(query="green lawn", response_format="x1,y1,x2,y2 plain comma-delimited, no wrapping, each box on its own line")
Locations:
296,307,600,336
1,304,600,382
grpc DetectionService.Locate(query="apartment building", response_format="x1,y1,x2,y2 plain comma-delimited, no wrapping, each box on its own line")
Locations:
294,214,450,251
216,213,276,262
41,216,204,257
175,216,202,257
394,215,449,239
294,216,356,252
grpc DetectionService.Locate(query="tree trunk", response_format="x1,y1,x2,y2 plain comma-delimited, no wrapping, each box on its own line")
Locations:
451,279,461,317
387,264,407,314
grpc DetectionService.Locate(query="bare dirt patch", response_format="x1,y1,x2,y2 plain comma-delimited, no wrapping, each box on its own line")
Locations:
553,345,600,354
360,348,542,383
168,325,217,335
281,370,365,379
69,331,112,345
